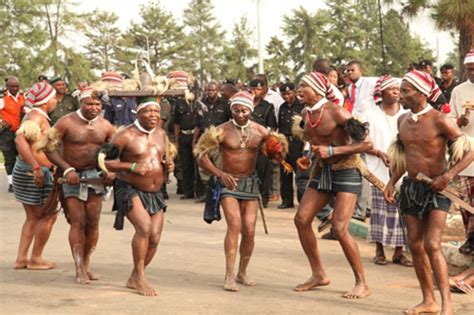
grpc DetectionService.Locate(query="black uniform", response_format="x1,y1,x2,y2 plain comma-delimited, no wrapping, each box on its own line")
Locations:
172,98,196,198
440,80,459,103
194,96,231,199
277,99,305,206
251,99,277,206
196,96,231,132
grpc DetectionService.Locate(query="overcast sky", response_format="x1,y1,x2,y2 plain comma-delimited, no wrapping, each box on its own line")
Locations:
77,0,455,66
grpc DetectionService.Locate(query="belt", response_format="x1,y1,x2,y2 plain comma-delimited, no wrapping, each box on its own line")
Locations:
181,129,195,135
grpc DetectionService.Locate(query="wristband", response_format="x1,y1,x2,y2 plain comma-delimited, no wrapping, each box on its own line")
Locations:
32,165,41,171
130,163,137,173
328,145,333,157
63,167,76,176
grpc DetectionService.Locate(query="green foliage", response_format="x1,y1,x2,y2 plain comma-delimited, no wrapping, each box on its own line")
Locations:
399,0,474,79
0,0,49,88
63,48,97,88
275,0,433,79
2,0,440,88
265,36,291,83
84,10,121,72
1,0,94,89
183,0,226,84
221,17,257,83
444,45,460,68
117,1,188,76
378,9,433,76
282,6,328,75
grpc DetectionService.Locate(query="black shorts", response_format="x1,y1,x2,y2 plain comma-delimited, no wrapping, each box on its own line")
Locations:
399,177,451,218
308,166,362,194
112,178,167,230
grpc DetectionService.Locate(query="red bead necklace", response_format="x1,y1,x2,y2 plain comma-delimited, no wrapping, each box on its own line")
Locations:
306,104,326,128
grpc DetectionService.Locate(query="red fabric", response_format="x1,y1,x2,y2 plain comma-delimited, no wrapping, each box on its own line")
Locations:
346,83,356,113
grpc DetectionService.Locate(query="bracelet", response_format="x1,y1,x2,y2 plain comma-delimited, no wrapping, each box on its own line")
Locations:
328,145,333,157
63,167,76,176
130,163,137,173
32,165,41,171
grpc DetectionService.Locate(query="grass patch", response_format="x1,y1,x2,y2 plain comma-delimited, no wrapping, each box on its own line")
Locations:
0,152,3,164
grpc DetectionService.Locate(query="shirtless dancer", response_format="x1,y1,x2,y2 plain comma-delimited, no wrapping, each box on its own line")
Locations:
294,72,373,298
384,70,473,315
195,91,287,292
39,88,115,284
102,97,175,296
12,82,58,270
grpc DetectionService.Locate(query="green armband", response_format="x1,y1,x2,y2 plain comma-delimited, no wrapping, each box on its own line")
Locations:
130,163,136,173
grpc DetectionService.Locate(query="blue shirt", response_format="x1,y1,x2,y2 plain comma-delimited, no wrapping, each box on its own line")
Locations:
103,97,137,126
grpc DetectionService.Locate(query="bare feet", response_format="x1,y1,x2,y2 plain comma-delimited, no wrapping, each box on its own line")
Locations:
441,304,454,315
14,259,28,269
87,271,99,281
294,275,330,292
27,259,56,270
224,277,239,292
343,283,371,299
76,269,90,285
236,274,256,287
404,302,440,314
126,275,158,296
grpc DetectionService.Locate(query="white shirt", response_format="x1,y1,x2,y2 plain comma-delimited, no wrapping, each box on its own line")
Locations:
0,91,19,109
448,80,474,177
331,83,344,107
264,89,285,121
363,104,407,183
348,77,376,117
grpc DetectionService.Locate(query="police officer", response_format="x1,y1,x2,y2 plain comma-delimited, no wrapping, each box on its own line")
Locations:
173,96,197,199
192,81,231,202
249,78,277,208
277,83,304,209
439,63,458,102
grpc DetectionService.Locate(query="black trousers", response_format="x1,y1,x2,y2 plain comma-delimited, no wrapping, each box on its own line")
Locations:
256,152,272,204
178,133,195,197
0,129,17,175
194,161,206,198
280,137,304,205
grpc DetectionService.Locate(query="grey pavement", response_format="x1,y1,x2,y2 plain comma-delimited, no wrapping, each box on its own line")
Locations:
0,172,472,314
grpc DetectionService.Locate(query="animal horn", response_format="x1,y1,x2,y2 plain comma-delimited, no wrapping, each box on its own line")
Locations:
97,152,109,174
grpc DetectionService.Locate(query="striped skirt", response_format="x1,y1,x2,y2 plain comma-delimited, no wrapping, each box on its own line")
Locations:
12,157,53,206
367,186,406,247
308,166,362,194
451,175,474,238
221,175,259,201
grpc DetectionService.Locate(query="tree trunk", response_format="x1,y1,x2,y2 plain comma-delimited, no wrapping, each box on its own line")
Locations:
459,26,474,81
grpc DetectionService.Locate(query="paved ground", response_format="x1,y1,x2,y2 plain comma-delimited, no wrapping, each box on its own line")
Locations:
0,173,473,314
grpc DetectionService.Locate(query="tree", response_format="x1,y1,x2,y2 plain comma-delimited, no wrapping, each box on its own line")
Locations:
444,45,460,69
265,36,291,83
0,1,50,87
377,9,434,76
116,1,188,75
62,48,96,88
40,0,85,75
183,0,226,84
401,0,474,79
282,6,329,75
84,10,121,72
221,17,257,83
